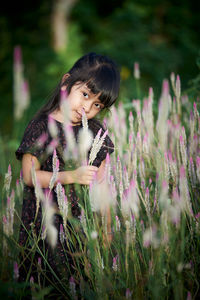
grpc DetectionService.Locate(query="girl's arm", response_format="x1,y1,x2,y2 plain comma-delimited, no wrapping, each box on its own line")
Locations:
96,159,106,183
22,153,99,188
95,159,112,243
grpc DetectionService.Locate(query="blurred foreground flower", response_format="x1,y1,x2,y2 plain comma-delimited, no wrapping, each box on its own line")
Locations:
89,128,108,165
89,179,115,214
42,191,57,248
13,261,19,280
134,62,140,79
13,46,30,120
49,149,59,190
56,182,68,228
3,164,12,196
143,225,159,249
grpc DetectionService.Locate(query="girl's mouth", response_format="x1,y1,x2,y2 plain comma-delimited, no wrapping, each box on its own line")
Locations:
76,111,82,120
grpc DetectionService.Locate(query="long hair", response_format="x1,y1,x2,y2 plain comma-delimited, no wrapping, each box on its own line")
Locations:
35,52,120,118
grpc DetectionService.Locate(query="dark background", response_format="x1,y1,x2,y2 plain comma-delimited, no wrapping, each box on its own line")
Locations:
0,0,200,135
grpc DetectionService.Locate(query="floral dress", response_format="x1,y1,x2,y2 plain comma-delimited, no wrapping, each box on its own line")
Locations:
15,113,114,292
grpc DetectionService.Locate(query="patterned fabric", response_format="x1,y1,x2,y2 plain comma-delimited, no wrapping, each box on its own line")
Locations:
15,114,114,287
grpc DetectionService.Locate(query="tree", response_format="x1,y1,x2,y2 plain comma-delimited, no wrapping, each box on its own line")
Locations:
51,0,78,52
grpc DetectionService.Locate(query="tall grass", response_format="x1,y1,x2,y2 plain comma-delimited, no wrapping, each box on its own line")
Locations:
0,49,200,299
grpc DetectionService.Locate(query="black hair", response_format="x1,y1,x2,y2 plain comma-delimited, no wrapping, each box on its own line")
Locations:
36,52,120,117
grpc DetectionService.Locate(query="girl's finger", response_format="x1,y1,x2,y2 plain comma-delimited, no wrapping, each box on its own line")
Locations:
88,171,97,176
87,166,98,171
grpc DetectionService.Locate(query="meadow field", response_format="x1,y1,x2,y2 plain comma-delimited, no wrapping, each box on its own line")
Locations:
0,51,200,299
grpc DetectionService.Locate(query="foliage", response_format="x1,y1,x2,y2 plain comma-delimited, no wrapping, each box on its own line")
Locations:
72,0,200,100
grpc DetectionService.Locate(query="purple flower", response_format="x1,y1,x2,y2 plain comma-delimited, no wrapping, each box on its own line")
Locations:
13,261,19,280
126,288,133,299
133,62,140,79
14,46,22,64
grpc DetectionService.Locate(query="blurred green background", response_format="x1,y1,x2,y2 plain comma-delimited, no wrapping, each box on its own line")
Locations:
0,0,200,136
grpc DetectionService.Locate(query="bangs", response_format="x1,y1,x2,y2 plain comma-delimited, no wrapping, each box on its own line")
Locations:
85,65,119,107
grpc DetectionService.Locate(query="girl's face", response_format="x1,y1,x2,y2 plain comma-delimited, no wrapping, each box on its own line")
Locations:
63,83,104,125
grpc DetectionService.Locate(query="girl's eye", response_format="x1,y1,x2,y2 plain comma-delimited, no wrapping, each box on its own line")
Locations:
83,92,88,99
94,103,102,110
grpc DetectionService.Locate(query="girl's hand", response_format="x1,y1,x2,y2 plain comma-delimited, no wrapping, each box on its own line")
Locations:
71,166,99,185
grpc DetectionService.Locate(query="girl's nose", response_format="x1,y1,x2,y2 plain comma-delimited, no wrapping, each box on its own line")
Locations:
83,101,92,113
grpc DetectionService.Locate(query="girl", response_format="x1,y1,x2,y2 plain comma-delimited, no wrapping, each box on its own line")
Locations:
15,52,120,296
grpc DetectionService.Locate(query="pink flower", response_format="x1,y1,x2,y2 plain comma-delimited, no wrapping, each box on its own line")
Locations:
170,72,175,86
3,215,7,224
38,257,42,266
69,276,77,298
187,291,192,300
81,107,88,130
162,79,169,97
133,62,140,79
48,116,58,138
115,216,121,231
129,111,133,122
37,133,48,146
47,139,58,154
112,255,119,271
30,276,34,284
88,128,108,165
164,152,168,160
41,225,46,240
143,133,148,143
126,288,133,299
176,75,181,98
102,129,108,140
56,158,59,170
196,156,200,167
60,224,65,243
179,135,184,144
49,149,59,190
195,212,200,219
8,164,11,175
172,188,180,203
180,165,186,178
162,180,168,189
149,87,153,98
7,196,11,206
143,225,159,248
103,117,107,127
130,179,136,189
60,89,68,103
13,262,19,280
14,46,22,64
106,152,110,164
4,164,12,194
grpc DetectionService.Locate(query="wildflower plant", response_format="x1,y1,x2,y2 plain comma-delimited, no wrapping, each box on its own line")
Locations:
13,46,30,120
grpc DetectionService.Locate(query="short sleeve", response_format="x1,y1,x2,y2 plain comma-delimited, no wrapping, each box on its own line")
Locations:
89,119,115,167
15,117,50,161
